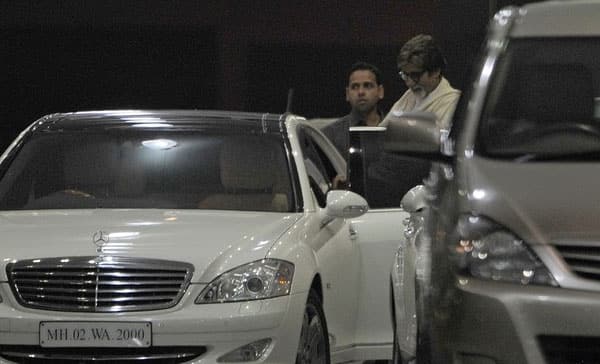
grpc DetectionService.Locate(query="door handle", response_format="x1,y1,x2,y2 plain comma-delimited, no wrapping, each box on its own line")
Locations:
349,223,358,240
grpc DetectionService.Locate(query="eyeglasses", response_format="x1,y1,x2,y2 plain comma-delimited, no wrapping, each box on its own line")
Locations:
398,70,425,82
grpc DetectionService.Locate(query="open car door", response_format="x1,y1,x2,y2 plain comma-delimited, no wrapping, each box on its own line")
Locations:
335,126,430,361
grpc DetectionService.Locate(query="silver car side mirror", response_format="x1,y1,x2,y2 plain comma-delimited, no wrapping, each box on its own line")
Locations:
400,185,427,213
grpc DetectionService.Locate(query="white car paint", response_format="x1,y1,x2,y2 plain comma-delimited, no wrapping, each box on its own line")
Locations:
390,185,427,361
0,210,301,281
287,117,404,361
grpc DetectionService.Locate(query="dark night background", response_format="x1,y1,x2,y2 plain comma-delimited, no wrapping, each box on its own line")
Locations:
1,0,532,150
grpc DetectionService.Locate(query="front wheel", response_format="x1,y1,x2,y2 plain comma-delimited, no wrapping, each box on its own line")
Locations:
296,289,330,364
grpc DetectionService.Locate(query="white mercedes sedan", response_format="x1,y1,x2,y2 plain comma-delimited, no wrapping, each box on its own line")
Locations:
0,110,404,363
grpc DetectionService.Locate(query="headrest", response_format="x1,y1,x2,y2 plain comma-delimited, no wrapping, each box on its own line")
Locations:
219,137,278,191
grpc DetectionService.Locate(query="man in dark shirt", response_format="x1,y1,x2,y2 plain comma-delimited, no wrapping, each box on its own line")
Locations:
322,61,385,159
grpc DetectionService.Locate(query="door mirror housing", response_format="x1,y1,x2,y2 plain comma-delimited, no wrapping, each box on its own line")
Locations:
400,185,428,213
324,190,368,218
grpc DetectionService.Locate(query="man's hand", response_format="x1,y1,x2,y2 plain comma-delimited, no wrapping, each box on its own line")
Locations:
332,174,348,190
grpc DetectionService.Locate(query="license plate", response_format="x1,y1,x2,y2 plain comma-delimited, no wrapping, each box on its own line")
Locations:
40,321,151,348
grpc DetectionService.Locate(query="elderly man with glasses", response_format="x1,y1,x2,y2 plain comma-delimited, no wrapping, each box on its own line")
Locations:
382,34,461,130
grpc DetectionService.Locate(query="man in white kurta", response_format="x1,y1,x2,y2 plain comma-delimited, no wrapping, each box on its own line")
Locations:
382,34,461,130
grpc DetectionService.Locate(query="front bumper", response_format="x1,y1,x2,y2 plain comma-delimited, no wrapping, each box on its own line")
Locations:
443,277,600,364
0,283,306,363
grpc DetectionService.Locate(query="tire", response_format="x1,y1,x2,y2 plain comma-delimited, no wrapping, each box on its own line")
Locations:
296,289,330,364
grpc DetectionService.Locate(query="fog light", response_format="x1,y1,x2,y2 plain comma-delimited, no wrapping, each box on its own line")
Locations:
218,338,272,362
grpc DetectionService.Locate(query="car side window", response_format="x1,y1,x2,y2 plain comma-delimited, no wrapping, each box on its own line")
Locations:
478,38,600,160
297,128,336,208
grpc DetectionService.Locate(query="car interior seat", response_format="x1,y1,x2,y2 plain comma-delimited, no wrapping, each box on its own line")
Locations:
114,141,147,198
198,137,290,212
63,142,120,197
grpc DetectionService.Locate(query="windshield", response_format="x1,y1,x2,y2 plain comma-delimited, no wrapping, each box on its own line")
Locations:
0,130,293,212
477,38,600,161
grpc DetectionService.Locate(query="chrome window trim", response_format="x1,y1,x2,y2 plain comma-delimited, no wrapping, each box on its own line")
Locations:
458,6,523,156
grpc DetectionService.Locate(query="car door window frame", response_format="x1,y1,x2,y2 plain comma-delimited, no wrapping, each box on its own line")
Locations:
297,125,344,208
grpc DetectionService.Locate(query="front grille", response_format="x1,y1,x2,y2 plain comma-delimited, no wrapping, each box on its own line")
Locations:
538,335,600,364
0,345,206,363
7,257,194,312
553,244,600,281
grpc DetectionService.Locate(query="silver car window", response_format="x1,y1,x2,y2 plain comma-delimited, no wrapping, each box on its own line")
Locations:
478,38,600,161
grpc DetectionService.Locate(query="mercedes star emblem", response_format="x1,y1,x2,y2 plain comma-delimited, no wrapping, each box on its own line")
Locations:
92,230,110,252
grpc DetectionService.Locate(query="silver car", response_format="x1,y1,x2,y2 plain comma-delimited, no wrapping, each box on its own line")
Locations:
388,1,600,363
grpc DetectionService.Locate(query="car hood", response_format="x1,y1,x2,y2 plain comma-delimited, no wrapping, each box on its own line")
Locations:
0,209,301,282
463,157,600,244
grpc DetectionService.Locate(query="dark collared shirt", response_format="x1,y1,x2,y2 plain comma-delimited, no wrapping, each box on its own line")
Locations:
321,109,383,159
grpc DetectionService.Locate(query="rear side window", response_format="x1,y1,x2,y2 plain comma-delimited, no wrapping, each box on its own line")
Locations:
0,131,293,212
477,38,600,161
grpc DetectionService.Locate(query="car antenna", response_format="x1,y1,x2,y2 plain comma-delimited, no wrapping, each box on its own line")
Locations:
285,88,294,114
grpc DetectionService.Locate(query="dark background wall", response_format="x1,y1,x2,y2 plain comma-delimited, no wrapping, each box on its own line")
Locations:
1,0,532,150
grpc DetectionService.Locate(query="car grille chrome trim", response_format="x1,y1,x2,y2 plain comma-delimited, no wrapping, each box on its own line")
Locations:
6,257,194,312
554,244,600,281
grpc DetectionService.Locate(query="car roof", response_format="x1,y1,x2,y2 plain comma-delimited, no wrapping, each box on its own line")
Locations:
511,0,600,37
32,110,287,134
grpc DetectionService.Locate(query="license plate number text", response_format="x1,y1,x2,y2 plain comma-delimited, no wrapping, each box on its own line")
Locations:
40,322,151,347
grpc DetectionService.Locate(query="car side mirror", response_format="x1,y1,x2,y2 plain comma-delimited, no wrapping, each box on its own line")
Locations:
324,190,368,218
400,185,427,213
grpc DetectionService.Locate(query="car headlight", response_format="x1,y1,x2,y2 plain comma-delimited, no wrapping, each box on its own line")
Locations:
453,215,558,286
196,259,294,304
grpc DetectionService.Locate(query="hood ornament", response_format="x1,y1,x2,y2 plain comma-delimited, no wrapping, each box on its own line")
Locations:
92,231,110,253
